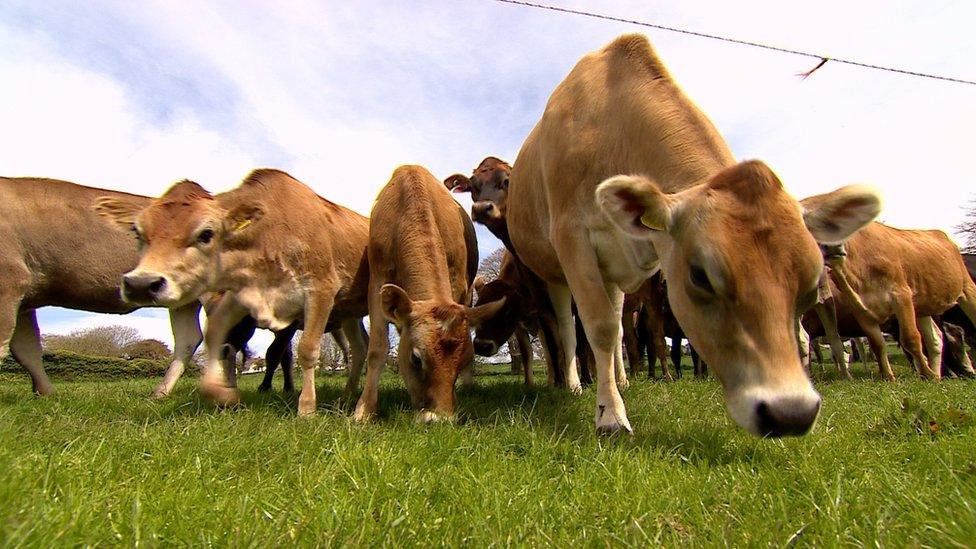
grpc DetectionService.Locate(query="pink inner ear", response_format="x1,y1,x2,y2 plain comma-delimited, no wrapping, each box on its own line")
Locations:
615,190,644,217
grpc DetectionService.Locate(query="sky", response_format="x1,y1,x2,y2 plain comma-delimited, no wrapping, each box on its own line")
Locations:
2,0,974,354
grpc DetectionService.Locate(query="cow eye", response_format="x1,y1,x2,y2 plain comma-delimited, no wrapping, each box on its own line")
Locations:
197,229,214,244
689,264,713,293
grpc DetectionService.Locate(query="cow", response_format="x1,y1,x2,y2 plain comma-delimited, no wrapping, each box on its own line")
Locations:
0,176,210,398
622,273,671,380
503,34,881,437
353,165,503,423
818,224,976,380
471,249,566,387
448,159,594,391
94,168,370,416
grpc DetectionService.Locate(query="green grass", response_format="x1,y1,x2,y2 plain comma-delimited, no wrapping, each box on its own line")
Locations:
1,351,975,546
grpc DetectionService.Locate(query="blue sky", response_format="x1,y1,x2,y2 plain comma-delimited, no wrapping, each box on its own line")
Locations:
2,0,974,352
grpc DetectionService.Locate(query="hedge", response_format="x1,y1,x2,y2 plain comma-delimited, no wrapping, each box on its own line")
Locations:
1,350,171,380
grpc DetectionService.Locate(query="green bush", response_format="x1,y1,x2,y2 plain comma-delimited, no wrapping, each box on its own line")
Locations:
1,350,168,380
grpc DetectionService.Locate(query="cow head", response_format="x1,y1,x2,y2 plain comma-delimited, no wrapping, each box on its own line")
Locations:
380,284,505,420
94,180,264,307
445,157,511,233
596,160,881,437
471,278,531,356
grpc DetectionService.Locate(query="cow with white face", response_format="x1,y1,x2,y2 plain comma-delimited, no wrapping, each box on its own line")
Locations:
506,33,881,437
96,169,371,415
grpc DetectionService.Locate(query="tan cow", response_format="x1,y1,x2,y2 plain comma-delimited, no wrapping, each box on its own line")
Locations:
95,169,370,415
819,222,976,381
505,34,881,436
0,176,204,397
353,165,503,423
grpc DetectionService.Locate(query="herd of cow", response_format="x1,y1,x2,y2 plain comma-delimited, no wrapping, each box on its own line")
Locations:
3,34,975,439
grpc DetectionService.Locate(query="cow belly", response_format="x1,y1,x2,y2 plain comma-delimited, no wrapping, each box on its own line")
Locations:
235,285,305,331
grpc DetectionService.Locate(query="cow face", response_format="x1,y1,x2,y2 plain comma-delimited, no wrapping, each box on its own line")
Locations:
95,181,264,307
444,157,511,228
380,284,504,419
597,160,881,437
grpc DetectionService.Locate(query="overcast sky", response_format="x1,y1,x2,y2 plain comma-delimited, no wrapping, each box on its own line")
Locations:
2,0,973,353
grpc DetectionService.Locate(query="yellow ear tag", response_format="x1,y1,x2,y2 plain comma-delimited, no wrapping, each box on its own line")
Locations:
234,219,252,232
640,212,664,231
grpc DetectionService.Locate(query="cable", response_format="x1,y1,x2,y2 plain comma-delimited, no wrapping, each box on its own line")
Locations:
491,0,976,87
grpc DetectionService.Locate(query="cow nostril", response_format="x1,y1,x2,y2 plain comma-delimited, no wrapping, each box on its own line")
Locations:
149,278,165,294
755,397,820,438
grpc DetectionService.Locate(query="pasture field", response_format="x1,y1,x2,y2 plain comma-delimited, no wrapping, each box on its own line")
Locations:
1,354,975,546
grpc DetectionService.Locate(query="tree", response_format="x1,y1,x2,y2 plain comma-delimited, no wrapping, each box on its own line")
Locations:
957,197,976,254
43,325,142,358
123,339,171,361
478,247,505,281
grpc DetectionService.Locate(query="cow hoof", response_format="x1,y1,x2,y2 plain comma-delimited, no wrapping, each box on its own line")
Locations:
569,384,584,396
352,406,374,423
297,398,317,417
257,384,272,393
595,420,634,436
33,383,55,397
416,410,454,424
616,378,630,391
200,382,240,407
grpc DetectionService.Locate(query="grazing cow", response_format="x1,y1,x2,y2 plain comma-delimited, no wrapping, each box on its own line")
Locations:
471,250,566,387
0,176,207,397
95,169,370,415
505,34,880,436
941,253,976,348
819,224,976,380
354,165,503,423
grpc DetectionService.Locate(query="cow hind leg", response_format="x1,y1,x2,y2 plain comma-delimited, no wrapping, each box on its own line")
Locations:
341,319,368,400
622,310,641,379
893,296,938,380
10,310,54,395
862,323,895,381
610,291,628,390
917,316,944,380
549,284,583,394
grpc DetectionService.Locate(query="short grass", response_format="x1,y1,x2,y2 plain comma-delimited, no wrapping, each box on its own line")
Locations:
1,350,975,546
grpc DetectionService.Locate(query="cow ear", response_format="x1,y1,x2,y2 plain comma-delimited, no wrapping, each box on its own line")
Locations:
466,296,506,329
444,174,471,193
224,202,265,233
801,185,881,245
380,284,413,327
465,276,486,306
595,174,675,238
93,197,144,230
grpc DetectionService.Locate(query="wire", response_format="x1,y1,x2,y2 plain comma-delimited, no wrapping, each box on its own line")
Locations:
491,0,976,87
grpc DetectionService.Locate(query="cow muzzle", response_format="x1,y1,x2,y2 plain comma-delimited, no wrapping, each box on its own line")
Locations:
471,201,501,224
473,338,498,356
727,384,822,438
121,273,168,304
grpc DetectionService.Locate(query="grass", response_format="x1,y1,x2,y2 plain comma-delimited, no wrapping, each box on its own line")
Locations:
0,350,975,546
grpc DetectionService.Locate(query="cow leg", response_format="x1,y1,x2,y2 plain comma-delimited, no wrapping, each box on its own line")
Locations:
295,293,334,417
854,337,869,371
341,318,368,400
691,345,705,378
536,325,557,387
610,291,628,390
220,343,239,389
153,301,203,398
811,337,824,367
261,324,297,392
917,316,944,380
648,312,671,381
354,287,393,422
332,327,351,366
515,327,534,387
813,302,852,380
797,321,811,373
621,309,641,378
668,337,682,380
548,284,583,394
10,310,54,396
861,322,895,381
893,296,938,380
199,295,249,406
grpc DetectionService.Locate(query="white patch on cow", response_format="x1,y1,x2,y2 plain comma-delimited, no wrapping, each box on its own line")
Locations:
234,283,305,331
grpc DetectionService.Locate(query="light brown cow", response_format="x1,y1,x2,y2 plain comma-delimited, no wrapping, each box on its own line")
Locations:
95,169,370,415
819,222,976,381
353,165,503,423
0,176,203,397
505,34,881,437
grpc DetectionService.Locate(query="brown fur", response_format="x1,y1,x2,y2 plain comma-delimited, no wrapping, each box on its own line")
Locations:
355,165,500,422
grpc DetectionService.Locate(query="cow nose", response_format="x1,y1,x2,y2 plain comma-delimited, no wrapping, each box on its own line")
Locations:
471,201,498,224
473,338,497,356
755,396,821,437
122,273,166,302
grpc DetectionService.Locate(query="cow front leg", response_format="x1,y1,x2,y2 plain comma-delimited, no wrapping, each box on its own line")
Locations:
153,301,202,398
354,287,392,422
917,316,944,379
199,296,247,406
341,319,368,401
893,294,938,380
610,290,629,390
296,292,334,417
548,284,583,394
10,310,54,396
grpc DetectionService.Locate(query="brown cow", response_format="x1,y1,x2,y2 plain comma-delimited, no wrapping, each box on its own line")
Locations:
505,34,880,436
95,169,370,416
445,157,512,249
353,165,503,422
0,176,206,397
818,223,976,381
622,273,671,380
